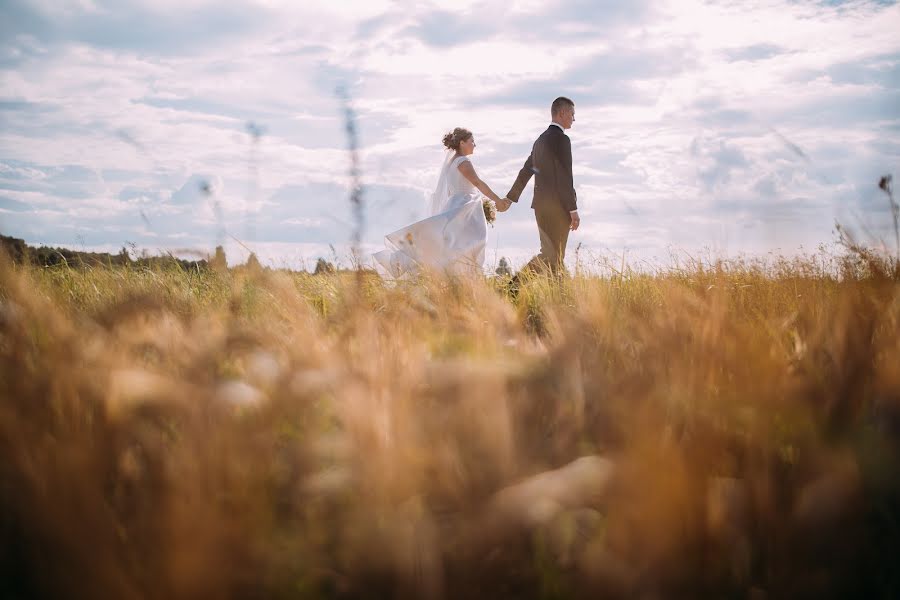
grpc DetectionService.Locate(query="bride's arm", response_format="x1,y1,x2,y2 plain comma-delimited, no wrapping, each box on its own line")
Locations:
457,161,503,204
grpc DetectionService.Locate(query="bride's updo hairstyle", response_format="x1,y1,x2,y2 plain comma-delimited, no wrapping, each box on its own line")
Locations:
442,127,472,151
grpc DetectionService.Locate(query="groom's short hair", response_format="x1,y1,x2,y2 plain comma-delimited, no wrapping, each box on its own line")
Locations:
551,96,574,116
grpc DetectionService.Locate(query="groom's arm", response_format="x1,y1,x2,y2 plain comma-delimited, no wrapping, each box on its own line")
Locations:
506,151,535,203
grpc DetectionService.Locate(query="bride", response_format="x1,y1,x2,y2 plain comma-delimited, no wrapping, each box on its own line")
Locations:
374,127,509,277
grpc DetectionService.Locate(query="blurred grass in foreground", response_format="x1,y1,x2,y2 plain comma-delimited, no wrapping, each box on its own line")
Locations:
1,247,898,599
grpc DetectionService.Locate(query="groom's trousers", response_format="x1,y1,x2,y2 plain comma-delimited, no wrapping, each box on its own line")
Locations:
524,203,571,276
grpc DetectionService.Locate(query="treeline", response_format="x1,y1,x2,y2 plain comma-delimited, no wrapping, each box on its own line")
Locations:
0,234,371,275
0,234,208,271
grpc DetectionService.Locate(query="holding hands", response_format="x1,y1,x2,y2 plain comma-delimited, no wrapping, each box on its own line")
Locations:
495,197,513,212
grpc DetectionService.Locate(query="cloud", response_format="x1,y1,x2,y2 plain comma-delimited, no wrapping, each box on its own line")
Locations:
0,0,280,55
165,174,223,210
404,9,496,48
0,196,31,212
691,135,750,191
723,44,788,63
480,43,695,110
0,0,898,269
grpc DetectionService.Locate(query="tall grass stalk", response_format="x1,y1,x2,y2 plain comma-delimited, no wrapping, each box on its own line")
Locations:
1,249,898,599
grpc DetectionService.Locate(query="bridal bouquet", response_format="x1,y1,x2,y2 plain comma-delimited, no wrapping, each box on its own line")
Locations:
482,198,497,226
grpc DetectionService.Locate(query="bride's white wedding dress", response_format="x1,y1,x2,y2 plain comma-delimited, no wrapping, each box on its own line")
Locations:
374,153,487,277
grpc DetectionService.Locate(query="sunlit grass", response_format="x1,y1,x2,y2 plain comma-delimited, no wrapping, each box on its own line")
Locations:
1,248,898,599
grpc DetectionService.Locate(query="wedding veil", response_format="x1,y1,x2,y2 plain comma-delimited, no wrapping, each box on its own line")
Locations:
429,150,457,216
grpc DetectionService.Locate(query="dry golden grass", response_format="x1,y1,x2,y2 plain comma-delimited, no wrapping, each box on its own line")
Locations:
1,249,899,599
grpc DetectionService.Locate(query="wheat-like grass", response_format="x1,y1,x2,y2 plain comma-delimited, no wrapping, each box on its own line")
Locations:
1,249,898,599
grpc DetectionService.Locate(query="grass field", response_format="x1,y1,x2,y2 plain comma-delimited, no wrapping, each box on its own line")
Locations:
1,247,899,599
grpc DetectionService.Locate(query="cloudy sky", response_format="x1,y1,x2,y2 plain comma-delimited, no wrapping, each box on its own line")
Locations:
1,0,898,270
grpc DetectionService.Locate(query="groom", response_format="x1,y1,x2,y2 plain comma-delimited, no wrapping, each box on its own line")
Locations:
500,96,579,276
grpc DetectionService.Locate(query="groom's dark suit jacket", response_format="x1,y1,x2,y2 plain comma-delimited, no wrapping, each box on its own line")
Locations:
506,125,577,212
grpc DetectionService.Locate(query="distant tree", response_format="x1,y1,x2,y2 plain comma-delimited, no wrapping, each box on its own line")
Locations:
246,252,261,272
0,234,208,270
495,257,512,277
211,245,227,270
118,246,132,266
314,257,336,275
0,234,28,264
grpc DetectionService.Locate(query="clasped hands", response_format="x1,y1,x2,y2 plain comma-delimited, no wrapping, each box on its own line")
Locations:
495,197,513,212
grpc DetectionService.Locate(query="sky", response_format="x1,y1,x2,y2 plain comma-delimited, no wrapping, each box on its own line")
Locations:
1,0,898,271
